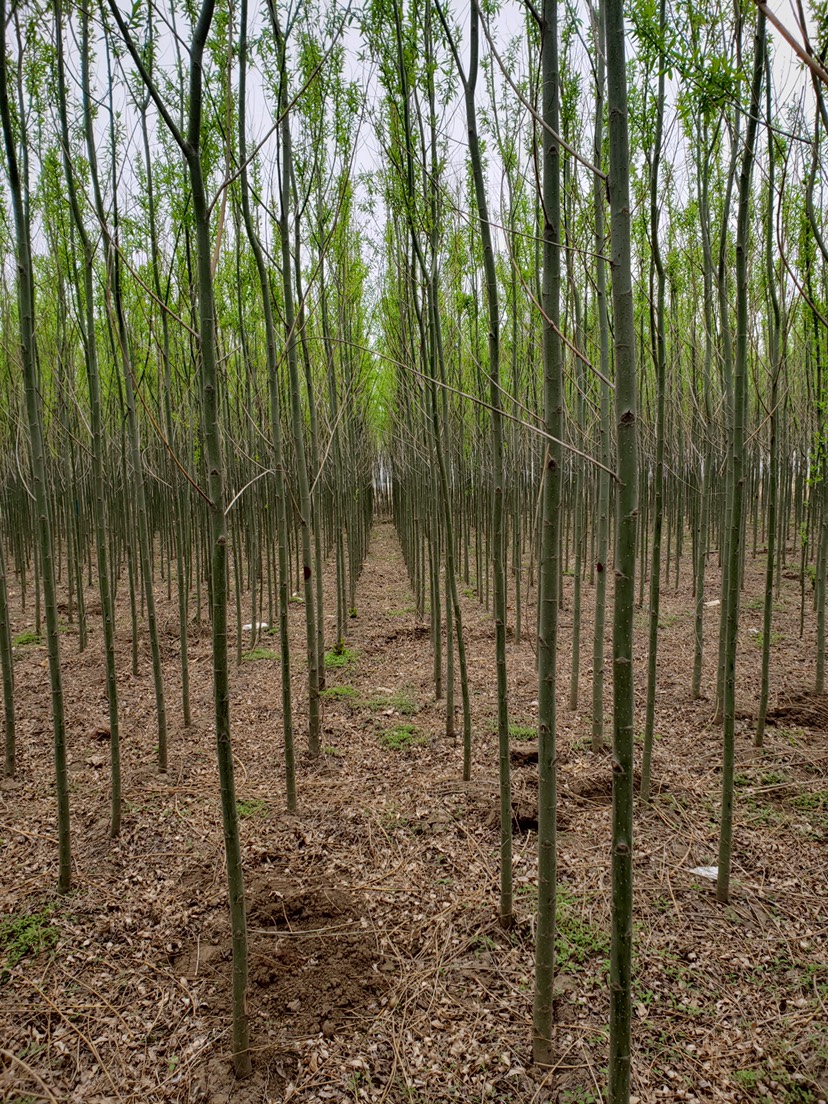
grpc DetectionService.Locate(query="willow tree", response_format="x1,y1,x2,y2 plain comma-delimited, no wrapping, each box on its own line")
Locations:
55,3,122,834
717,7,765,907
755,41,783,748
604,0,639,1093
590,0,611,753
439,0,512,929
268,0,322,759
0,0,72,893
532,0,563,1067
108,0,251,1074
84,27,169,772
640,0,668,803
238,0,296,809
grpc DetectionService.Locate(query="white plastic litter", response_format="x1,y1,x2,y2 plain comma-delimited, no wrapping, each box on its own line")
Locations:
243,622,270,632
689,866,718,880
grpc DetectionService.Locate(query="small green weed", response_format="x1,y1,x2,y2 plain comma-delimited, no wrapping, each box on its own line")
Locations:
760,770,790,786
556,886,609,971
750,629,784,649
1,905,58,981
743,595,785,612
509,723,537,741
736,768,789,788
12,630,41,647
368,689,419,715
323,745,344,758
792,789,828,813
380,723,426,751
746,804,785,828
241,647,276,662
320,684,360,703
733,1068,764,1091
236,798,267,819
559,1087,599,1104
324,645,356,670
658,612,680,628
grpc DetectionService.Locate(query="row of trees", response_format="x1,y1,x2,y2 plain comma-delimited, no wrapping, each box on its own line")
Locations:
0,0,826,1096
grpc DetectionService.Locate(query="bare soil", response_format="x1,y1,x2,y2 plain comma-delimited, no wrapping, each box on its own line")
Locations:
1,520,826,1104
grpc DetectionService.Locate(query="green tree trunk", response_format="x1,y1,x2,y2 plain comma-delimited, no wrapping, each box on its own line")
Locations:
717,8,765,906
108,0,251,1072
0,0,72,892
56,4,121,834
532,0,562,1066
604,0,639,1092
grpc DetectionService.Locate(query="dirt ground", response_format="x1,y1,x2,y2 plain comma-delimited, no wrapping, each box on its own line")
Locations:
0,519,826,1104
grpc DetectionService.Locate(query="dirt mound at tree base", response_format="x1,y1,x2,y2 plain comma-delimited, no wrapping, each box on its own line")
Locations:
767,690,828,731
178,876,391,1044
247,878,390,1038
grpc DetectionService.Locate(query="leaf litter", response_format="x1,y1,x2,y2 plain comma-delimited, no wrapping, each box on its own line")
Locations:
0,521,827,1103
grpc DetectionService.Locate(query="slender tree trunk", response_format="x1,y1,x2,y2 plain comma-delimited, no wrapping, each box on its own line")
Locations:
717,8,765,906
591,0,611,753
604,0,639,1092
56,4,121,834
641,0,667,803
86,39,168,772
756,45,781,748
0,0,72,892
450,0,512,930
239,0,296,809
532,0,562,1066
107,0,251,1072
269,2,321,758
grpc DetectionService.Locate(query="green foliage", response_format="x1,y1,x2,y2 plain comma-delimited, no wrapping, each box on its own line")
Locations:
12,630,41,647
560,1090,598,1104
380,723,426,750
732,1065,818,1103
324,645,357,669
556,887,610,970
241,647,277,662
320,684,360,702
0,905,58,981
509,723,537,741
792,789,828,813
750,629,783,650
743,595,784,611
367,689,418,715
236,798,267,819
